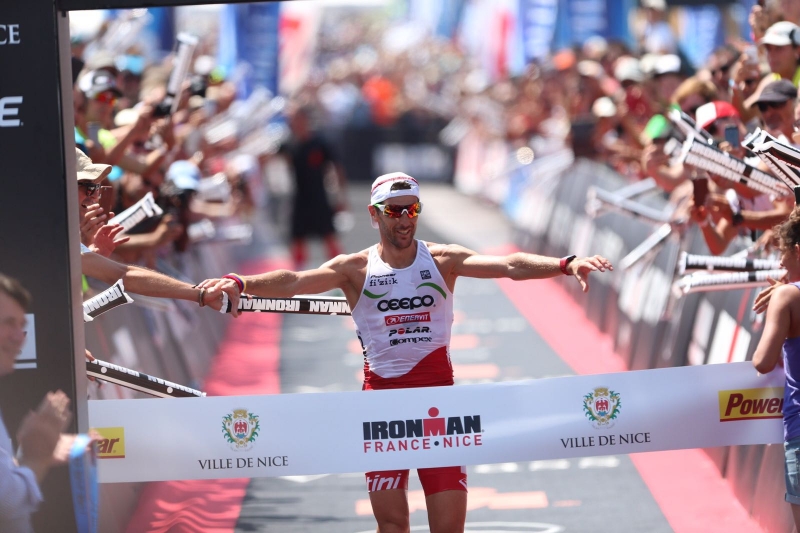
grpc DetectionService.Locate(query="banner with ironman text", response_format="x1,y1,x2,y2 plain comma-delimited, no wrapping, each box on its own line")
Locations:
89,362,786,483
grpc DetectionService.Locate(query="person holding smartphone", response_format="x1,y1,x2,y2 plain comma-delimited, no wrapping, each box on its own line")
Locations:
689,101,793,255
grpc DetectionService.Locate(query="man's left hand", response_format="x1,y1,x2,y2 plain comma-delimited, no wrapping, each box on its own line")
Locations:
567,255,613,292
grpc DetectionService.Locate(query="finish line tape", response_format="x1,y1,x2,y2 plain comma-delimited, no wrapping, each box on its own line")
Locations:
89,361,784,483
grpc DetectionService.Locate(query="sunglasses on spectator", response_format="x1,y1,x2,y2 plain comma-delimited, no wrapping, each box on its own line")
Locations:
711,63,735,77
757,100,789,113
94,92,118,106
373,202,423,219
78,181,101,195
742,78,759,88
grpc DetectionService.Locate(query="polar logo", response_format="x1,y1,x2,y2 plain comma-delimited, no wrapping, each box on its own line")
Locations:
389,326,430,337
0,97,22,127
377,295,434,312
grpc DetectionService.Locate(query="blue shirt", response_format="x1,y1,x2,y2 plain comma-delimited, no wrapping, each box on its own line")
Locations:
0,409,42,532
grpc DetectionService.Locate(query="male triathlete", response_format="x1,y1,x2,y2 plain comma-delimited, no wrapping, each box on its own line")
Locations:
201,172,612,533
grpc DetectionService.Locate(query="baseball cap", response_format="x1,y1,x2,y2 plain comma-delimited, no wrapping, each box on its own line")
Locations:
592,97,617,118
369,173,420,229
652,54,682,77
744,78,797,108
78,70,122,99
614,56,644,83
84,50,120,76
759,21,800,47
75,147,111,183
695,101,739,131
166,160,201,191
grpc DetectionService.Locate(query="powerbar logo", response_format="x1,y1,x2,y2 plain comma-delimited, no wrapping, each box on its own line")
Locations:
719,387,783,422
385,312,430,326
94,427,125,459
362,407,482,453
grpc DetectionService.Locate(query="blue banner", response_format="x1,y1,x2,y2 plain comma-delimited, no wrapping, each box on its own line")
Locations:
679,5,725,68
217,3,280,98
436,0,467,39
566,0,607,45
519,0,559,61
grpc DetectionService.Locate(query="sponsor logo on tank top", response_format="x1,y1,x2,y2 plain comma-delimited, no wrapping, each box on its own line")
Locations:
389,336,433,346
384,312,431,325
362,406,483,454
368,273,398,287
420,269,431,279
388,326,430,336
377,295,434,312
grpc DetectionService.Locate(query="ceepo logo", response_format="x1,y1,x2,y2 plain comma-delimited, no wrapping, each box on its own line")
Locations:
377,295,434,312
0,96,23,127
0,24,21,45
93,427,126,459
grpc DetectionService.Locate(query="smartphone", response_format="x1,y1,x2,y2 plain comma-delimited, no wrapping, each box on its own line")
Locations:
86,122,102,145
692,177,709,208
724,125,740,147
98,186,114,215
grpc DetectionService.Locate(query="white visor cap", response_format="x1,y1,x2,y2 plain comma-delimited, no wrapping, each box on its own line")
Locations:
369,172,420,228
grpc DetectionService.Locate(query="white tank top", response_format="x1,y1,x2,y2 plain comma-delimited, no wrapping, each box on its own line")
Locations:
352,241,454,386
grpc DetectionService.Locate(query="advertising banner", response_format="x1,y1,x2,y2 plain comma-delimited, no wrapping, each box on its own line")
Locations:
91,362,784,483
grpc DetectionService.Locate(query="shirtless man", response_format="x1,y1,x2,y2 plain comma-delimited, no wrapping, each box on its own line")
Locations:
201,172,612,532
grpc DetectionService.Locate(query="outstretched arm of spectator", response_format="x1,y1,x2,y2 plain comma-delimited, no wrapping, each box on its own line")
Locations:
80,248,233,311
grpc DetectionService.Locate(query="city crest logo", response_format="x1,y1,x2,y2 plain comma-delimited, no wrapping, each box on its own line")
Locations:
222,409,261,451
583,387,621,429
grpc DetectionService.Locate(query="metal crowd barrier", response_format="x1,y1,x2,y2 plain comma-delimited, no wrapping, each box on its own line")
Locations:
466,144,794,532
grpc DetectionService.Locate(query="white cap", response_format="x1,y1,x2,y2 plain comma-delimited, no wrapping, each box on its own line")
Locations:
369,172,420,229
653,54,682,76
760,21,800,47
614,56,644,83
592,97,617,118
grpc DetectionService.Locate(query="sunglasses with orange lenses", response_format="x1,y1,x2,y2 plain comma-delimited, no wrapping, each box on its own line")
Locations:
374,202,423,218
94,92,118,106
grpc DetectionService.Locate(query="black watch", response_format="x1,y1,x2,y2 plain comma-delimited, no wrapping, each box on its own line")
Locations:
560,255,577,275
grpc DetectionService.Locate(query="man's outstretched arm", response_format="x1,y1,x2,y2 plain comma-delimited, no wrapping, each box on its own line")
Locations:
441,245,612,292
197,254,358,316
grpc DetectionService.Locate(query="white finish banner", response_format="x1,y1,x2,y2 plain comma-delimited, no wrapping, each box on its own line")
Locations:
89,362,786,483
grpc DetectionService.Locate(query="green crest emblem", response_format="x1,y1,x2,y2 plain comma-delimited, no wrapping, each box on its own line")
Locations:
583,387,621,429
222,409,261,451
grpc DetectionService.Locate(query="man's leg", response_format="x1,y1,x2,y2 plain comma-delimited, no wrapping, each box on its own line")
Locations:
369,488,410,533
425,490,467,533
792,503,800,531
366,470,410,533
419,466,468,533
323,233,342,259
290,238,306,270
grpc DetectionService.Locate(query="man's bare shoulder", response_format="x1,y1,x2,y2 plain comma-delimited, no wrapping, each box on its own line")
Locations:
426,242,474,259
322,249,370,272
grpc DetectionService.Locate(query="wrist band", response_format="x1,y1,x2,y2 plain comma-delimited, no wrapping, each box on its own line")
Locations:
198,288,206,307
223,273,246,293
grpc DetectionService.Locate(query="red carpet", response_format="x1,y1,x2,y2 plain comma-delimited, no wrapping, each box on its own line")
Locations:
495,275,764,533
125,260,287,533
